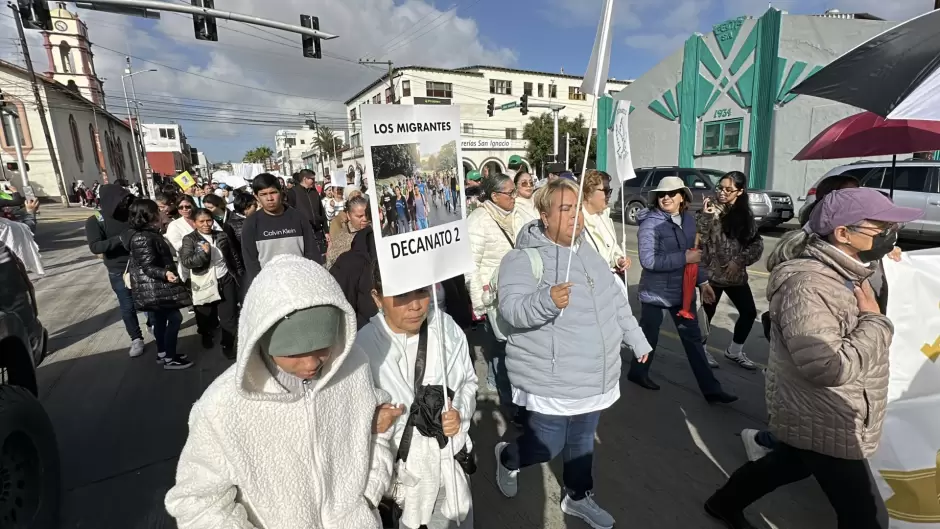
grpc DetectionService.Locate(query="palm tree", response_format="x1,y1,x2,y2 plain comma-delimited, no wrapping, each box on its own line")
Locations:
243,146,274,163
314,126,344,164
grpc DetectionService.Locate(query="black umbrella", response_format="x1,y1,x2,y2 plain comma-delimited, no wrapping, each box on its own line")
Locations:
791,9,940,122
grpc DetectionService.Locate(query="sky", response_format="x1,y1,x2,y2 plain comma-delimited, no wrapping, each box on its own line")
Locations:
0,0,934,163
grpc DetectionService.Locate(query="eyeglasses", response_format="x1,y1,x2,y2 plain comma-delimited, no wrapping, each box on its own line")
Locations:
178,205,193,210
519,181,534,188
599,187,612,197
657,190,681,199
495,190,518,198
717,186,739,194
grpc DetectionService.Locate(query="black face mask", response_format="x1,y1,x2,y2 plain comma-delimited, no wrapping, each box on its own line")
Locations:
857,228,898,263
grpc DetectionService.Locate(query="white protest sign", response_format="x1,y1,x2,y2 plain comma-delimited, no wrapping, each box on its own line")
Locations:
871,249,940,527
330,169,346,191
609,99,637,186
361,104,470,296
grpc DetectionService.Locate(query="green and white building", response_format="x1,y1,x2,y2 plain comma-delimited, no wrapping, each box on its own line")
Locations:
603,8,897,201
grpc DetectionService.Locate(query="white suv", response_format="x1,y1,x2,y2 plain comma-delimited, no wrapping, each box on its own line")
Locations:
798,160,940,242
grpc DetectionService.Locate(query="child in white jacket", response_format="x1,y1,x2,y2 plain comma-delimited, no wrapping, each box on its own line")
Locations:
354,266,478,529
165,255,396,529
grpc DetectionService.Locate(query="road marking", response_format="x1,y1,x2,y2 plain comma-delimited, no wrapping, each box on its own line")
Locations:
624,248,770,277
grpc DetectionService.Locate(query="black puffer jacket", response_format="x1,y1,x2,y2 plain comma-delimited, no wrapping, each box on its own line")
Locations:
224,213,246,244
330,227,377,330
179,229,245,284
125,227,191,311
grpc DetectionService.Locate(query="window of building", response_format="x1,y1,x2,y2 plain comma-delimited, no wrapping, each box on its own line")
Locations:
127,141,133,172
702,118,743,154
284,137,296,148
402,80,411,97
385,87,393,104
505,128,517,140
167,128,176,140
60,42,73,74
69,115,84,170
426,81,452,98
549,84,557,98
462,123,474,134
538,83,544,97
88,124,101,171
350,108,357,121
523,82,533,96
607,89,620,96
159,128,168,139
490,79,512,95
0,104,27,148
568,86,586,101
300,139,305,145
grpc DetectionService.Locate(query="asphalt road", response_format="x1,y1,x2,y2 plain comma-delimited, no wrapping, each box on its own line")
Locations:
29,207,871,529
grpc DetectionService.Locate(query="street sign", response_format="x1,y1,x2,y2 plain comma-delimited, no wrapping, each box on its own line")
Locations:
500,101,517,110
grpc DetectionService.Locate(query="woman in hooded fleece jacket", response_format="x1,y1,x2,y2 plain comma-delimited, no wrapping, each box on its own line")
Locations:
165,255,395,529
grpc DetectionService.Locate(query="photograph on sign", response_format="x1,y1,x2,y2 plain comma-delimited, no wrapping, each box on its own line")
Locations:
361,104,470,297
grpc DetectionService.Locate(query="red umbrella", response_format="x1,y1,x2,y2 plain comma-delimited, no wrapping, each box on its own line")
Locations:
793,112,940,160
793,111,940,198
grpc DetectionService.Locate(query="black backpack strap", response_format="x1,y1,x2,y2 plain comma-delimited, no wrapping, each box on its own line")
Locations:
394,319,430,463
496,225,515,249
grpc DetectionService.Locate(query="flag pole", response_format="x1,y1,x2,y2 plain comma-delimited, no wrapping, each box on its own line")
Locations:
563,0,615,290
431,285,461,523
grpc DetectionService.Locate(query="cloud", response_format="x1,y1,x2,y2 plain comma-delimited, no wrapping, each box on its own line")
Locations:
1,0,516,161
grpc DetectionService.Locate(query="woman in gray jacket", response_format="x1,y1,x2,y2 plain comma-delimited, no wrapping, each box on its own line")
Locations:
705,187,921,529
493,178,651,529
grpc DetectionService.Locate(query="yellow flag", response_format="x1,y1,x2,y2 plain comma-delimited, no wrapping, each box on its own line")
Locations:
174,171,196,191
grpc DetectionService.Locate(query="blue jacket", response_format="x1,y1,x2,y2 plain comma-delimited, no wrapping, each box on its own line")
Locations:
497,221,651,400
636,208,707,307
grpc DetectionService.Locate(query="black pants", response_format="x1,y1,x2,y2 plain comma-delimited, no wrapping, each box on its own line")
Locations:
701,283,757,345
195,274,239,349
712,442,889,529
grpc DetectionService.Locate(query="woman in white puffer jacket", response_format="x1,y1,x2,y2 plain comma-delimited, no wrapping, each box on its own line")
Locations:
464,173,517,405
355,266,478,529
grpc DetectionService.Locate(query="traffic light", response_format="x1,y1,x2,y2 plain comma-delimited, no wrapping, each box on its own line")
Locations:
17,0,52,31
300,15,322,59
191,0,218,42
520,94,529,115
486,98,495,117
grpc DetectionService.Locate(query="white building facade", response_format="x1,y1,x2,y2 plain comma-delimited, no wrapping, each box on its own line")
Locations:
139,123,193,176
343,66,630,177
0,7,141,199
274,129,318,177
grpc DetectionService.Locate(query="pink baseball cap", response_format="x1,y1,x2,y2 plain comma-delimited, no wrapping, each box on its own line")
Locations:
808,187,923,236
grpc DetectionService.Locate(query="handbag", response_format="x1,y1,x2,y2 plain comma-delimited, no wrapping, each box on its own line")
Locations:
122,260,132,290
190,268,221,306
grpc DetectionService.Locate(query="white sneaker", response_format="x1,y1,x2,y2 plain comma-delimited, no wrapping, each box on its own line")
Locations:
561,491,615,529
494,442,519,498
128,338,145,358
725,348,758,370
704,350,719,368
741,428,772,462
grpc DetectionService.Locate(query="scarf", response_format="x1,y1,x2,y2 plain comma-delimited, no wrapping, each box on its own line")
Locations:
482,201,516,245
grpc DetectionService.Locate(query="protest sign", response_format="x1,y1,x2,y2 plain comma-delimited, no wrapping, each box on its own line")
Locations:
871,249,940,527
330,168,345,191
174,171,196,191
361,104,470,296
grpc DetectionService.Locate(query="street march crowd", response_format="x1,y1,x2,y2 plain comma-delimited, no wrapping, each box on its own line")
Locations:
32,157,912,529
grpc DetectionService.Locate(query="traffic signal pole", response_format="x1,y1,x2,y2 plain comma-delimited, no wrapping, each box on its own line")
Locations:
2,109,29,188
9,1,69,205
76,0,338,39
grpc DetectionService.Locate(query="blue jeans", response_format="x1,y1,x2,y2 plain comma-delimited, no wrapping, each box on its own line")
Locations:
501,409,601,499
151,309,182,358
630,302,723,396
107,271,143,341
397,218,409,233
417,218,429,229
484,322,512,406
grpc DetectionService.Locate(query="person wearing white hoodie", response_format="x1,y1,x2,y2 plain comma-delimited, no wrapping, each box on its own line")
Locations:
165,255,397,529
355,264,478,529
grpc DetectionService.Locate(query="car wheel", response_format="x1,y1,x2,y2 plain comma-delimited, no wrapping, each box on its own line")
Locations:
0,384,61,529
625,202,643,225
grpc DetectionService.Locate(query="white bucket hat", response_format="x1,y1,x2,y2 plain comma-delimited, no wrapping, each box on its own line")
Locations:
648,176,693,205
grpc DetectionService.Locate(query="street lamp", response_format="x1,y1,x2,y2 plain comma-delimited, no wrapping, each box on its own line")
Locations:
122,67,157,193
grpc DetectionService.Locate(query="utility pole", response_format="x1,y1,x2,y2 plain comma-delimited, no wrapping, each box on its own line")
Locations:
2,109,30,189
302,112,325,177
127,56,154,196
10,1,69,206
359,59,395,103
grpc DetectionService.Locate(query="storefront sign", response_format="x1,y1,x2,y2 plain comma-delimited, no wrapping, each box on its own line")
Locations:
460,138,529,149
413,97,451,105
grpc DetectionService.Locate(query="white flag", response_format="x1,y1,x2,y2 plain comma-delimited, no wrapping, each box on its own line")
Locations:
609,100,637,185
580,0,615,96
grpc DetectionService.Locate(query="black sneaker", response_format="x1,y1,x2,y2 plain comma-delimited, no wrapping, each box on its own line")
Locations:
156,352,189,365
705,391,739,404
201,334,214,349
704,496,757,529
164,356,193,370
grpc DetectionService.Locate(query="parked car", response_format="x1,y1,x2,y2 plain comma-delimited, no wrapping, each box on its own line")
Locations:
613,167,795,227
798,160,940,242
0,243,60,527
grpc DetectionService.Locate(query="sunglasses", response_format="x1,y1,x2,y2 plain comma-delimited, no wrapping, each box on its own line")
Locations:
519,181,533,188
657,190,682,199
178,205,193,210
599,187,612,197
